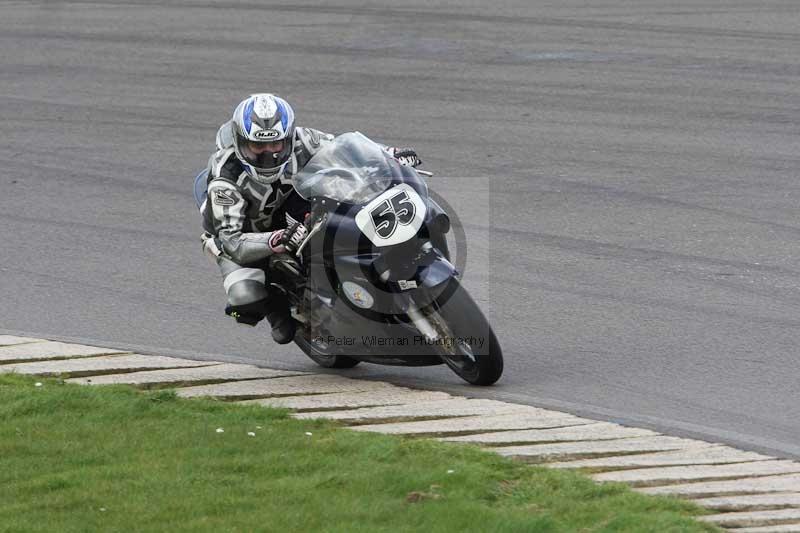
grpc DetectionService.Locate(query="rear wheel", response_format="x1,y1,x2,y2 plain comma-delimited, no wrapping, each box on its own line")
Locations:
294,334,361,369
423,280,503,385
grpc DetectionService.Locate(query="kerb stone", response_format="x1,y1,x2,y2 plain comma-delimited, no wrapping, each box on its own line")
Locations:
734,525,800,533
495,436,710,461
639,474,800,498
292,399,558,422
0,335,42,346
242,389,452,410
0,341,126,363
699,508,800,528
548,446,774,470
439,422,656,445
177,374,395,399
694,493,800,512
594,460,800,487
67,363,302,386
0,354,216,377
350,412,591,436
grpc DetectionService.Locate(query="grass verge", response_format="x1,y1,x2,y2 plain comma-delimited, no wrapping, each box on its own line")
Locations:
0,374,718,532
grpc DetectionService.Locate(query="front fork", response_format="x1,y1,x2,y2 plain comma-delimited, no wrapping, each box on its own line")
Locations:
405,300,439,342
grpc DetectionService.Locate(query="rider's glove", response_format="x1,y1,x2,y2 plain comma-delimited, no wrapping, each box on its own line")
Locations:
390,147,422,168
201,232,224,263
268,230,287,254
270,222,309,255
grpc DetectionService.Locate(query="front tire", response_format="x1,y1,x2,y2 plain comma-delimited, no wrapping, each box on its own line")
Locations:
294,334,361,369
424,280,503,385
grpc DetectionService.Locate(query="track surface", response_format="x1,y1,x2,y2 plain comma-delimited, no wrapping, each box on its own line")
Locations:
2,1,799,458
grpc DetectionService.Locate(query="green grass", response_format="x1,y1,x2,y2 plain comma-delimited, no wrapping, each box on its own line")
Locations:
0,374,719,533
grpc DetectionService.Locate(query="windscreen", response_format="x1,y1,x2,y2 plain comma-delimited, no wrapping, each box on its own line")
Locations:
292,132,399,204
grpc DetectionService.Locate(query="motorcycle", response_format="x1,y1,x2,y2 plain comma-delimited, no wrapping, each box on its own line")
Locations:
196,132,503,385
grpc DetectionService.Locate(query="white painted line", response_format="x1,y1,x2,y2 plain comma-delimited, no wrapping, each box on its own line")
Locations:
0,335,44,346
594,460,800,487
639,474,800,498
439,422,657,445
548,446,775,470
241,388,453,410
495,436,711,461
350,412,592,435
176,374,396,399
0,354,215,376
0,341,126,363
67,363,303,386
699,508,800,528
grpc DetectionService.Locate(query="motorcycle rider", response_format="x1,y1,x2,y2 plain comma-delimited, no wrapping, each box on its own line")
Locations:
199,93,421,344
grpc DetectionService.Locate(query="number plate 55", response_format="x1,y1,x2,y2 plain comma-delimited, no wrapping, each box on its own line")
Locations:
355,184,427,247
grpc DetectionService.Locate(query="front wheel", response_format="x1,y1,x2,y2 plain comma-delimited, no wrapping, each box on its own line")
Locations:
422,280,503,385
294,334,361,369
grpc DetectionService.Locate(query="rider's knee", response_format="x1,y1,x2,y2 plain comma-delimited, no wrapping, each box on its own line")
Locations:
227,279,268,306
223,267,270,325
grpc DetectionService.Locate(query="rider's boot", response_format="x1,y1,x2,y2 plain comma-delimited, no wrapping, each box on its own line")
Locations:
266,308,296,344
225,298,295,344
225,299,268,326
265,290,296,344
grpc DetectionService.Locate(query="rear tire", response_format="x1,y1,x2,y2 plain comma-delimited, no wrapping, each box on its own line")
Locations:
294,335,361,369
425,280,503,385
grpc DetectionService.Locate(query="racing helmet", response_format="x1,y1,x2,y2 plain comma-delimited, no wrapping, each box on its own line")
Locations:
231,94,296,183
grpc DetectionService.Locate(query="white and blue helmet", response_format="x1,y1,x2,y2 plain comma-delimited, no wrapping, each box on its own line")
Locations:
232,93,296,183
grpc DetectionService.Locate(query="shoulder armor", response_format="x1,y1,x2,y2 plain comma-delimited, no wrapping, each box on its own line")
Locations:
208,147,245,184
216,121,235,150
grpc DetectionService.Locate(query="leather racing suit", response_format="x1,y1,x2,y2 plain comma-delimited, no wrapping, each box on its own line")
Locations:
200,121,334,326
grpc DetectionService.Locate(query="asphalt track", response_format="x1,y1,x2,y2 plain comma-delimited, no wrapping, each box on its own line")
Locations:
2,1,800,458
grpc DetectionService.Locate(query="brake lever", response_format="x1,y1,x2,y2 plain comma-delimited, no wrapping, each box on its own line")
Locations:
294,216,324,257
293,203,327,258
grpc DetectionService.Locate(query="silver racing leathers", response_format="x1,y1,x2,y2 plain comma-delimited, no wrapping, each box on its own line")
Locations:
200,122,334,326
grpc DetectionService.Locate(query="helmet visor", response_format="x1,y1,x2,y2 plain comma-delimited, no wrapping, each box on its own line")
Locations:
239,138,290,168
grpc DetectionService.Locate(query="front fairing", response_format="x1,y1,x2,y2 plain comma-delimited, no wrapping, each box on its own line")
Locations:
315,248,457,335
294,132,454,330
